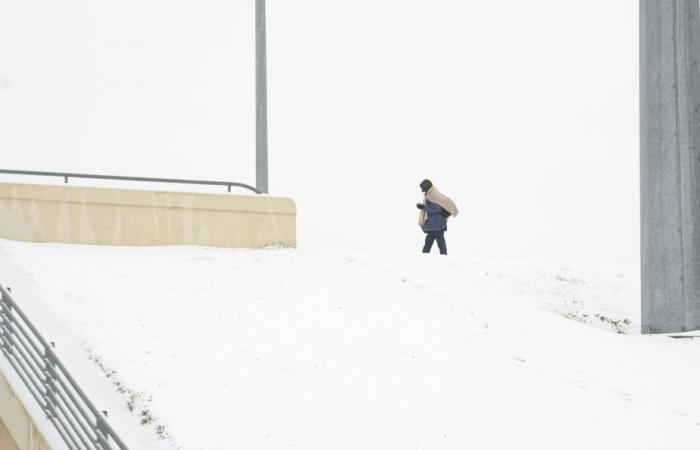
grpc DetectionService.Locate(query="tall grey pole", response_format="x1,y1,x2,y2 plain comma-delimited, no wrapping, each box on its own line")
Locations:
641,0,700,333
256,0,269,194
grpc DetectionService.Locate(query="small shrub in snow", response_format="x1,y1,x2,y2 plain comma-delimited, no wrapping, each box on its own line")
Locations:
88,350,174,443
595,314,632,334
140,410,154,425
555,309,632,334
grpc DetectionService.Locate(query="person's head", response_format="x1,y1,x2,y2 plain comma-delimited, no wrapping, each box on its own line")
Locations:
420,179,433,193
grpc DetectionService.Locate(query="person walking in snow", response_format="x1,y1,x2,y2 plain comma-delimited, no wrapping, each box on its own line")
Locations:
417,179,459,255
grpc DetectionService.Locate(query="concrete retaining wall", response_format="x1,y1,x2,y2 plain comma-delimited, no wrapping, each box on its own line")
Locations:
0,417,21,450
0,183,296,249
0,367,51,450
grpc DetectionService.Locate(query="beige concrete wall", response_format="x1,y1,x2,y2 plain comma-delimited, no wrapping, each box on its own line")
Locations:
0,367,52,450
0,183,296,248
0,417,21,450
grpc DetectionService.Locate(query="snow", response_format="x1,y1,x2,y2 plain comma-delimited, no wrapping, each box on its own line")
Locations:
1,239,699,450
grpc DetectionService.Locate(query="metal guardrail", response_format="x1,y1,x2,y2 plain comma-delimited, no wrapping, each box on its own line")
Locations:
0,169,262,194
0,284,129,450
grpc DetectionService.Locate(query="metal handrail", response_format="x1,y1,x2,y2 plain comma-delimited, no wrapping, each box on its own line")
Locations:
0,169,262,194
0,285,129,450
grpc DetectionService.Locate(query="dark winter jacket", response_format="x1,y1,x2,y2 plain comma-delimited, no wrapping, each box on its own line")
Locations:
421,201,448,232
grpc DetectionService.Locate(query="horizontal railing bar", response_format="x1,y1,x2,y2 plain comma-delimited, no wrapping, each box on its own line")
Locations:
46,346,129,448
0,301,9,325
0,169,262,194
45,347,112,427
5,314,43,366
95,427,112,449
47,414,80,450
52,401,86,450
0,334,47,398
6,319,46,376
0,287,53,352
52,369,99,429
0,285,130,449
0,349,48,411
6,333,47,389
52,386,96,450
48,363,101,439
104,425,128,450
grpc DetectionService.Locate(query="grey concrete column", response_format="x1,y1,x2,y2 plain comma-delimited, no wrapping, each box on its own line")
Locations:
256,0,269,194
641,0,700,333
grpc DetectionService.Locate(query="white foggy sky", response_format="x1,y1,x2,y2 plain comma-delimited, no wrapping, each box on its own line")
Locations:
0,1,639,267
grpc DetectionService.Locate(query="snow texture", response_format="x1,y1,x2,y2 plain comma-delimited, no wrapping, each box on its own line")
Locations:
1,239,699,450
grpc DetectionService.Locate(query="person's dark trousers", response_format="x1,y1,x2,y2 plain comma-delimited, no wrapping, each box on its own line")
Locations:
423,231,447,255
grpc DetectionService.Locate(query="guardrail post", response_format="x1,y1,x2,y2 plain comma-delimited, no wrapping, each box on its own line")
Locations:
97,411,110,447
42,343,58,419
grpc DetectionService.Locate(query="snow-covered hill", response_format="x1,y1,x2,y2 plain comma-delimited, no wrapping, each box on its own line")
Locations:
1,239,698,450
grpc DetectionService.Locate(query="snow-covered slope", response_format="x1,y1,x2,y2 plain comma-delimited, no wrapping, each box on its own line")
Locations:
1,239,698,450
